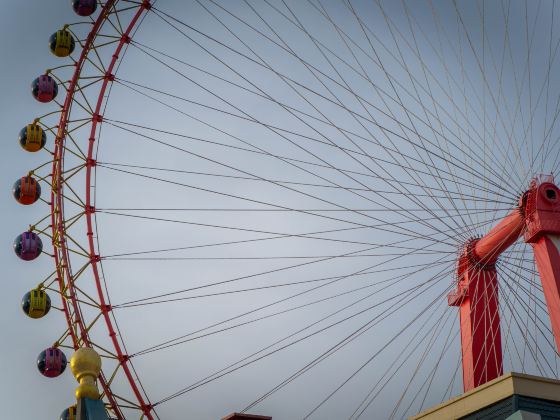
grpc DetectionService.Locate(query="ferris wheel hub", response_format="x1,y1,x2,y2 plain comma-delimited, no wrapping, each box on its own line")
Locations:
524,178,560,243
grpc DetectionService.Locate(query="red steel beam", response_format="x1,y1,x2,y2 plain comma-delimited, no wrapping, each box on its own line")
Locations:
473,210,525,264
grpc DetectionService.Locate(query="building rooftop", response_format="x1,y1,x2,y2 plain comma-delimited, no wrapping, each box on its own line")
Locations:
222,413,272,420
410,372,560,420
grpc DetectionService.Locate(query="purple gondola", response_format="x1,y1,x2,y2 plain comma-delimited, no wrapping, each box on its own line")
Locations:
13,231,43,261
37,347,67,378
72,0,97,17
31,74,58,103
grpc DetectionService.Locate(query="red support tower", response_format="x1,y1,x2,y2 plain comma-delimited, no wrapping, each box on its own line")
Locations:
449,175,560,392
524,177,560,352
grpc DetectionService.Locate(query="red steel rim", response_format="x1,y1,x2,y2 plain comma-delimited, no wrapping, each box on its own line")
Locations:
51,1,155,418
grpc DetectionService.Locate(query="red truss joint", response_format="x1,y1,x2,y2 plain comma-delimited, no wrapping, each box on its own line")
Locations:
448,238,492,307
119,354,130,364
92,113,103,123
142,0,152,10
86,158,97,167
447,285,467,307
524,179,560,243
142,404,154,414
120,34,132,44
466,237,496,269
104,72,115,82
448,240,474,306
90,254,101,263
101,304,112,313
85,205,96,214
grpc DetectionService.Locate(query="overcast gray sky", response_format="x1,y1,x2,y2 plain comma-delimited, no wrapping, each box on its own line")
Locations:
2,1,560,419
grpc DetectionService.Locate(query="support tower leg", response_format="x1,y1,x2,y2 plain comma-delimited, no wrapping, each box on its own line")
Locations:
530,235,560,351
456,267,503,391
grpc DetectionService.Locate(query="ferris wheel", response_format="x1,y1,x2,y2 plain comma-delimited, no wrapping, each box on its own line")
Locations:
12,1,560,419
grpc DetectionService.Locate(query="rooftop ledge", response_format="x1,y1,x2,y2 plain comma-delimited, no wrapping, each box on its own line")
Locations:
409,372,560,420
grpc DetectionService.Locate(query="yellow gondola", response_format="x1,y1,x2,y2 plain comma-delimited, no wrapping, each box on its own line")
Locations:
19,123,46,152
60,405,77,420
49,30,75,58
21,288,51,319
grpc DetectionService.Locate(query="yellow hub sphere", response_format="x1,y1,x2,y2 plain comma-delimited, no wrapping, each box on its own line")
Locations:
70,347,102,400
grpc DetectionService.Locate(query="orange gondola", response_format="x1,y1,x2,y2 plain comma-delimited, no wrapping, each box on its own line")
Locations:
13,176,41,205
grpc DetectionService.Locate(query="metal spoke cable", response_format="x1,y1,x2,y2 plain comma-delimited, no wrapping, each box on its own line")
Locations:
114,232,453,308
150,264,452,407
253,0,468,240
95,130,473,244
155,262,452,407
151,4,518,200
114,257,455,309
132,256,454,357
246,277,453,417
259,0,516,194
348,303,456,419
104,116,516,204
147,6,472,243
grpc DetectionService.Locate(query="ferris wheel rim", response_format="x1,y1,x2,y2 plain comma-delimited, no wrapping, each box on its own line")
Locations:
50,1,155,418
